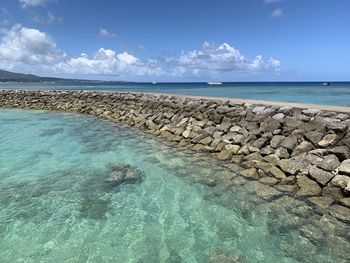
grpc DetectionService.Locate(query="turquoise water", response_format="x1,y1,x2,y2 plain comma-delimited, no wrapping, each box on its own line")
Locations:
1,81,350,106
0,109,349,262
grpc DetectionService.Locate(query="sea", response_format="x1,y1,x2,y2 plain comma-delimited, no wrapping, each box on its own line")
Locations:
1,109,349,262
1,81,350,106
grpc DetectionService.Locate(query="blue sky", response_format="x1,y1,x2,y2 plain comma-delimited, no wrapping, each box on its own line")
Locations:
0,0,349,81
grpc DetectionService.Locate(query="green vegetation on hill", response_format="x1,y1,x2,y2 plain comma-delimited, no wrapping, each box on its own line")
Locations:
0,69,97,83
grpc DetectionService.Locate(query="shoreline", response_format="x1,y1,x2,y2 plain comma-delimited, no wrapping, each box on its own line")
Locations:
2,87,350,111
133,91,350,113
1,89,350,224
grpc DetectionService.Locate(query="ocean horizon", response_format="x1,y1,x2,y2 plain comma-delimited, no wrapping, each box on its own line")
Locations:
1,81,350,106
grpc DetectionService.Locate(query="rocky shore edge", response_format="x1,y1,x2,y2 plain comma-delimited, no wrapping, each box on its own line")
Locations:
1,89,350,223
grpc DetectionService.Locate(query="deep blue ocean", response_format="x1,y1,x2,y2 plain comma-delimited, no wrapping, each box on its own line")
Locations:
1,81,350,106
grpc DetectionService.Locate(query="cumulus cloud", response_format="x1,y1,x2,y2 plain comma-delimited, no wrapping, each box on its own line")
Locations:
167,42,281,76
32,12,63,24
0,25,282,79
19,0,51,8
271,8,283,17
55,48,163,77
99,28,117,38
267,57,282,73
0,24,63,66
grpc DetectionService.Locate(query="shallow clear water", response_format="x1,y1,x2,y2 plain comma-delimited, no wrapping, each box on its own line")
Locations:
0,109,349,262
1,81,350,106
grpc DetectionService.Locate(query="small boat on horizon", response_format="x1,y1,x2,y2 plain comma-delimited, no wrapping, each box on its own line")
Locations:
152,81,158,84
207,82,222,85
322,82,331,86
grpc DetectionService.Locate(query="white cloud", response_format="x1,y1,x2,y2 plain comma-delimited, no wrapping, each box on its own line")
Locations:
267,57,282,73
33,12,63,24
271,8,283,17
19,0,51,8
167,42,281,76
0,24,63,66
0,25,162,77
0,25,282,79
99,28,117,38
55,48,163,77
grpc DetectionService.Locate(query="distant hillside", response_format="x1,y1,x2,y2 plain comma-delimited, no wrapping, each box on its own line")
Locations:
0,69,100,83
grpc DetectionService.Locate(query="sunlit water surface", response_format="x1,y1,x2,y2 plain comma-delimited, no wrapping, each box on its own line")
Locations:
0,109,349,262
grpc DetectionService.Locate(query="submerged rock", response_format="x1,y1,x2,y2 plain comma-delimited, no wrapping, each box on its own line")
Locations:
296,175,322,197
245,181,282,201
307,196,334,210
104,163,143,186
338,159,350,175
329,205,350,223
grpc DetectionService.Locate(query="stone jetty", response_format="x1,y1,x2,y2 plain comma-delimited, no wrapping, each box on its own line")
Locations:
1,89,350,221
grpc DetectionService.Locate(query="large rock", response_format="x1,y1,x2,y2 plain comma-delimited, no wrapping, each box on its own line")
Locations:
329,205,350,223
317,154,340,171
245,181,282,201
292,141,314,156
338,159,350,175
305,153,340,172
322,186,344,200
326,119,348,132
182,129,191,139
275,184,297,193
275,147,290,159
278,159,305,175
318,134,338,148
270,135,286,149
199,136,213,146
280,136,298,151
258,176,279,186
252,106,265,114
307,196,334,209
252,137,268,148
328,146,350,160
217,149,233,161
240,168,259,179
259,108,276,118
105,163,143,186
272,113,285,121
340,198,350,208
267,165,286,179
296,175,322,196
278,106,293,115
106,162,131,172
330,175,350,193
260,146,275,155
309,166,334,185
305,131,324,145
302,108,321,116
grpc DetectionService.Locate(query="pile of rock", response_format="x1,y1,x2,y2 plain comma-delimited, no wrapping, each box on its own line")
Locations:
105,162,143,186
1,89,350,222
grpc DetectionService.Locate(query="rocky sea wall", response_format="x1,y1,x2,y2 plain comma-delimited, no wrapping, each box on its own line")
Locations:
1,89,350,222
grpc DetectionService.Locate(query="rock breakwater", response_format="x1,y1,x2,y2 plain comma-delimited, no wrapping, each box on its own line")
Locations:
1,89,350,222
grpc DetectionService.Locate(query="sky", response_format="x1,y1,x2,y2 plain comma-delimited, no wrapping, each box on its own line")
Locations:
0,0,349,82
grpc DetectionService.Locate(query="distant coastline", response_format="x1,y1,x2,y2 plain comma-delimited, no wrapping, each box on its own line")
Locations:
1,80,350,106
